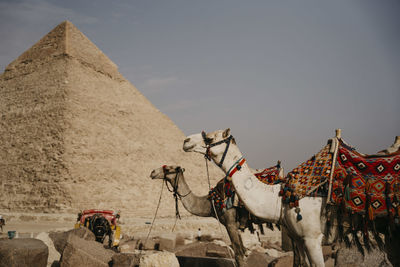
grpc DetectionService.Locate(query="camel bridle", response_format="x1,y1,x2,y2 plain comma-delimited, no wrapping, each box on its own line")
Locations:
202,131,233,168
162,165,191,219
200,133,239,265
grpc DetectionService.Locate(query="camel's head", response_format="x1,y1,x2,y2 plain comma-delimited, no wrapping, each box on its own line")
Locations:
183,128,235,168
183,128,231,154
150,165,185,186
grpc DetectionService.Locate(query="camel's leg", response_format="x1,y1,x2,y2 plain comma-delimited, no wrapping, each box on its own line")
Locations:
293,239,310,267
292,238,300,267
282,198,325,266
292,239,301,267
237,207,249,231
222,209,246,267
303,235,324,267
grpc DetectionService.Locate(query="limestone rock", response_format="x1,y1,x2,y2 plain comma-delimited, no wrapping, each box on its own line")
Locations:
139,251,179,267
335,246,392,267
268,254,294,267
175,233,186,247
158,233,177,251
264,248,282,258
49,227,95,254
112,253,139,267
119,240,139,253
4,21,121,81
35,232,61,267
241,229,261,250
59,235,114,267
245,251,275,267
0,238,48,267
138,238,159,250
177,256,236,267
175,241,232,258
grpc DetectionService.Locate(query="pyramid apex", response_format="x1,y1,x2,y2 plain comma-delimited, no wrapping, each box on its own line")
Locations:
60,20,76,31
5,21,121,80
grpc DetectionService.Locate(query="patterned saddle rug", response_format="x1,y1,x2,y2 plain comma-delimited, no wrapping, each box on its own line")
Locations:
283,137,400,221
208,164,283,212
254,164,283,185
331,139,400,219
285,143,333,198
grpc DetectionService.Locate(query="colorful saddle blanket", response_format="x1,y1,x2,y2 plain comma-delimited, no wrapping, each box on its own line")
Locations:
285,143,333,198
208,177,234,212
254,165,282,185
284,138,400,220
331,140,400,219
208,164,282,212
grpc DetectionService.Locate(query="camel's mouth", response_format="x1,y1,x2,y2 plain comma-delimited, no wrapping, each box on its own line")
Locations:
183,143,195,152
150,169,162,180
183,134,206,154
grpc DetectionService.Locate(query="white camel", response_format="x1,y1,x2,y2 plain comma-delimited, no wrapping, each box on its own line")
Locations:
183,129,400,266
183,129,334,267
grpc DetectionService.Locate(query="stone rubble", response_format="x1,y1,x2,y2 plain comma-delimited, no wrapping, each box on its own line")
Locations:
1,225,398,267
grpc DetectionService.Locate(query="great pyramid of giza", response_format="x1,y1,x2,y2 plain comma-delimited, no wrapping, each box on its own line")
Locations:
0,21,223,219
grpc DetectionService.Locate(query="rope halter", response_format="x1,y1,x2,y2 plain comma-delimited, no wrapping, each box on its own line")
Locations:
161,165,190,219
201,131,233,168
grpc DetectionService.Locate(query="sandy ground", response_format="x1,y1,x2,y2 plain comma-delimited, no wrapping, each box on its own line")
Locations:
1,221,71,234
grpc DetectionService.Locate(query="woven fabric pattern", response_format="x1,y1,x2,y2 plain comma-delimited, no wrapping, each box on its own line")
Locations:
286,143,333,197
331,140,400,218
254,165,282,185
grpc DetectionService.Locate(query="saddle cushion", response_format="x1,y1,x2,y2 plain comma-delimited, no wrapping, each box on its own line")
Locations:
286,138,400,220
331,140,400,218
286,143,333,197
254,165,282,185
208,178,231,211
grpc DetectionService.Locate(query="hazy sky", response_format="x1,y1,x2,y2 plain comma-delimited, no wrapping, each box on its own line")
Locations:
0,0,399,171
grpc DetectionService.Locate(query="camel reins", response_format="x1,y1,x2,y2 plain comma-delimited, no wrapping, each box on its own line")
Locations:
162,165,191,219
202,131,233,168
201,134,238,267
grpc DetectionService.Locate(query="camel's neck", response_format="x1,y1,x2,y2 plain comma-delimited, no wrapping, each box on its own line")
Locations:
174,172,213,217
218,146,282,223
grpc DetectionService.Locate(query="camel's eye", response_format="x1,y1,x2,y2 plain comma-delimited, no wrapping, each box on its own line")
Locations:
202,131,213,145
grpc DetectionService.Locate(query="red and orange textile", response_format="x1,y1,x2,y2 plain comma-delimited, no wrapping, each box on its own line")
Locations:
285,138,400,220
285,143,333,198
331,140,400,219
254,165,282,185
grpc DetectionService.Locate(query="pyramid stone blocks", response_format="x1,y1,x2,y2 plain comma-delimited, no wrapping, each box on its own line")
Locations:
0,21,222,217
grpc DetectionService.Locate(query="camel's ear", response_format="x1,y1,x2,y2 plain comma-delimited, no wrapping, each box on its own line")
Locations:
223,128,231,138
182,168,185,172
